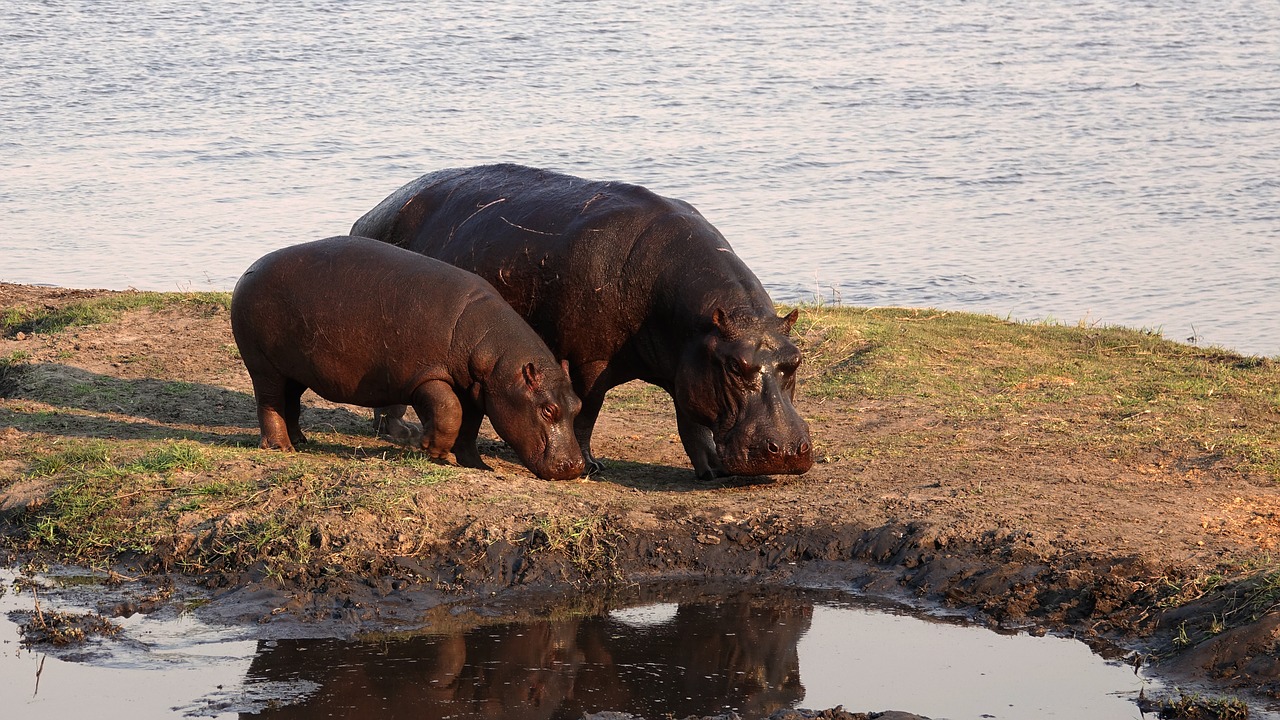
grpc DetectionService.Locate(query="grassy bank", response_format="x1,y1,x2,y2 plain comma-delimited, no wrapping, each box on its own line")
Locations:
2,289,1278,575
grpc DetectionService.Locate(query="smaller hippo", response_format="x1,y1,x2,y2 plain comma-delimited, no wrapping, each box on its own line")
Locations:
229,236,584,481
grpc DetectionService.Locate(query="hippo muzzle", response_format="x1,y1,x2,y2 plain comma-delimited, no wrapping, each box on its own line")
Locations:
714,379,814,476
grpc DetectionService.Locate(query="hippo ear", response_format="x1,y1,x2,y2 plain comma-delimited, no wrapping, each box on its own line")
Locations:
711,307,739,340
522,362,543,392
560,358,571,379
779,309,799,335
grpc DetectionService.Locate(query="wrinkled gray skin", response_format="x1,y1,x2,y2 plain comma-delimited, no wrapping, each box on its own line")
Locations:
229,236,584,481
351,164,812,480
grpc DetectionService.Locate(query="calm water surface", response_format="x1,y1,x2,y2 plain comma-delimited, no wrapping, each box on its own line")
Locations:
1,576,1158,719
1,0,1278,354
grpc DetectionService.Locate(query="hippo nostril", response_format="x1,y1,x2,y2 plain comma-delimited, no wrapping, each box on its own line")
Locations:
799,441,811,455
767,441,780,455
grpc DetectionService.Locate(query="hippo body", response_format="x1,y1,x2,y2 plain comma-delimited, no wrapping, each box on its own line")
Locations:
351,164,812,480
229,235,584,481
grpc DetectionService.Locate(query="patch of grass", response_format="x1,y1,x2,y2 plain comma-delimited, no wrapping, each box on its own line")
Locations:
125,441,213,474
1140,690,1250,719
787,305,1280,477
1,291,230,337
604,381,669,412
396,454,457,486
26,441,114,477
1223,567,1280,624
524,515,619,576
0,350,31,395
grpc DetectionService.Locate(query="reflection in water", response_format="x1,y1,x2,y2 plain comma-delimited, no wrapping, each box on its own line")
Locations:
244,591,810,720
240,588,1151,720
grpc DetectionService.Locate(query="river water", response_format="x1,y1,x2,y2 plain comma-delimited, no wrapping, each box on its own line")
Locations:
2,0,1278,355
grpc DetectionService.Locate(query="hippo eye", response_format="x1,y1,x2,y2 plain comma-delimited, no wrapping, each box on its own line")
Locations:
728,357,758,380
540,404,560,422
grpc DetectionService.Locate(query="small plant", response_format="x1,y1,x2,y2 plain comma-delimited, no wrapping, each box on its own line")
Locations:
1172,621,1192,648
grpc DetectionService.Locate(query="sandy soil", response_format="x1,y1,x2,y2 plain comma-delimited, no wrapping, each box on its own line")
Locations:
2,283,1279,712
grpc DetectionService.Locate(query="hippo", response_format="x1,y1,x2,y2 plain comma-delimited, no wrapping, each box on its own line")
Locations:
350,164,812,480
229,235,585,481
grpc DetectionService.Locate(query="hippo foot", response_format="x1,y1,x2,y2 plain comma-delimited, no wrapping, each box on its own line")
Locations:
379,417,423,447
418,449,458,466
454,451,493,471
583,456,605,477
694,468,731,483
259,437,296,452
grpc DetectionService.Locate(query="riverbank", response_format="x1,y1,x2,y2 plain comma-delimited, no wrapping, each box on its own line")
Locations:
2,282,1279,714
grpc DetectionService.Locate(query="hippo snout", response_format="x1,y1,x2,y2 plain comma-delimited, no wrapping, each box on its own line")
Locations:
721,433,814,477
765,438,812,462
757,435,814,474
538,454,586,481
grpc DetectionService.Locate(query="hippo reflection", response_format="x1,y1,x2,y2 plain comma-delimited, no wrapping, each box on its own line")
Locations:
240,592,811,719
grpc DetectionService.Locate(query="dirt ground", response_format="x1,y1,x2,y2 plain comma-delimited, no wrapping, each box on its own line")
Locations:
2,283,1280,713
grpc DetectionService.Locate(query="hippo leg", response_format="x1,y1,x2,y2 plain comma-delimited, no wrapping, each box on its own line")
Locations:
373,404,421,446
283,379,308,447
675,407,727,481
571,360,614,475
250,374,296,452
450,398,492,471
409,380,463,462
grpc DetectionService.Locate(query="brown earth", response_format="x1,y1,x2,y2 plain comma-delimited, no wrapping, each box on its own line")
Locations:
2,283,1280,714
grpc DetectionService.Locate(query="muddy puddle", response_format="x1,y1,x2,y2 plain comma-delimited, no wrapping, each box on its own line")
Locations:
2,571,1160,719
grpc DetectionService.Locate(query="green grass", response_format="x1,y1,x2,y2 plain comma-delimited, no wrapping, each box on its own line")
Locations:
788,305,1280,477
10,437,458,572
124,441,214,474
1,291,230,337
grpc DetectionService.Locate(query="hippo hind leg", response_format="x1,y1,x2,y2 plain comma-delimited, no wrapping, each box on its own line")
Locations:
409,380,463,464
283,378,308,447
676,407,727,482
373,404,423,447
249,373,296,452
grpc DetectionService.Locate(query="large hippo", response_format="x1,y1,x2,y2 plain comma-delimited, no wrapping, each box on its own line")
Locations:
229,235,584,481
351,164,812,480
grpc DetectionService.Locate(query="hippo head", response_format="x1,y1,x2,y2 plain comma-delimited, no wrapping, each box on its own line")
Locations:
485,357,585,480
675,308,814,477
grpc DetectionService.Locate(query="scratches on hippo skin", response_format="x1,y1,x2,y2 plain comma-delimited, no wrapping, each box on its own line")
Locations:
580,192,608,213
499,216,556,236
448,197,507,242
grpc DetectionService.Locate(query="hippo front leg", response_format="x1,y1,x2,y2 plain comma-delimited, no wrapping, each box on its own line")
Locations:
571,360,613,476
409,380,463,463
450,398,492,471
675,407,727,481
